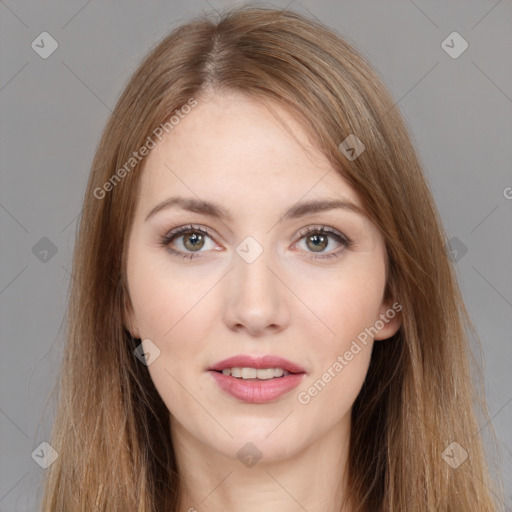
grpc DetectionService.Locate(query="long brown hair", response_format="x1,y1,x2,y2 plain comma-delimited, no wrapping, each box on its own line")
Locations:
40,5,503,511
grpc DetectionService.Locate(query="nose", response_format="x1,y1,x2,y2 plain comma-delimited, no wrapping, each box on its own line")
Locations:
222,247,290,336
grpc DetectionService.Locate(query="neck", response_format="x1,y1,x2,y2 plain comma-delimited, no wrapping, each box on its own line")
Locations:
173,415,354,512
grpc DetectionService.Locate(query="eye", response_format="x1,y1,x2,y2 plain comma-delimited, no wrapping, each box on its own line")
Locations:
294,225,353,260
158,224,217,260
159,224,354,261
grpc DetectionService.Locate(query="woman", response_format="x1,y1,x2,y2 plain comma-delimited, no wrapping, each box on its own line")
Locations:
40,5,503,511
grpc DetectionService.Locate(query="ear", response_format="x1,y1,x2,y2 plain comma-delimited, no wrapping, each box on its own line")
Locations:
373,298,402,341
123,288,141,339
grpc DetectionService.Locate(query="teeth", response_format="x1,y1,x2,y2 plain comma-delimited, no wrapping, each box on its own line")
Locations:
220,367,290,379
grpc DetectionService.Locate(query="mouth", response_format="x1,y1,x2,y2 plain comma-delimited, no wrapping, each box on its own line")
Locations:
208,354,306,403
210,367,302,380
209,354,306,375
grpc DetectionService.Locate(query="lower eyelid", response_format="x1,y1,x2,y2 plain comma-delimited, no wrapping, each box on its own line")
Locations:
161,226,351,258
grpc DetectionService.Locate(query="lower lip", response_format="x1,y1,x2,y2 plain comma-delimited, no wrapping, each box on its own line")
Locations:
209,371,306,404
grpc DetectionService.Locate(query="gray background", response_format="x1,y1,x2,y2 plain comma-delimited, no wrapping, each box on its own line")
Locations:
1,0,511,510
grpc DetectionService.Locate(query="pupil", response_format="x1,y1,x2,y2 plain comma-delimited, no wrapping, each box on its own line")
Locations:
184,233,204,251
308,234,327,252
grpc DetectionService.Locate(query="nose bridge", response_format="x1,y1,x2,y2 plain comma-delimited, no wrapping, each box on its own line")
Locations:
223,235,289,334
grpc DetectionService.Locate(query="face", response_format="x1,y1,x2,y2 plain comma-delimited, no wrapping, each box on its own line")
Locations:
124,91,401,464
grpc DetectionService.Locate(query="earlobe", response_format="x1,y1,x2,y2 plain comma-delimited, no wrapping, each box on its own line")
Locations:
123,316,140,340
373,299,403,341
122,291,140,339
125,318,140,340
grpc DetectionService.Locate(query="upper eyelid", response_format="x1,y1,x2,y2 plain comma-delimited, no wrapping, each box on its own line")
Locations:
297,225,349,240
164,224,350,247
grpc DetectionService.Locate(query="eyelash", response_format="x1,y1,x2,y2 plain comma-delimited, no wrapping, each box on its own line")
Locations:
158,224,354,261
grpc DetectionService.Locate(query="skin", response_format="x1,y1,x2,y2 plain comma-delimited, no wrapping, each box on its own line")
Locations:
124,90,401,512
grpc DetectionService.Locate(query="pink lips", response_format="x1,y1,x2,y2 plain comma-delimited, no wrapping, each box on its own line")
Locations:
208,354,306,404
209,354,306,374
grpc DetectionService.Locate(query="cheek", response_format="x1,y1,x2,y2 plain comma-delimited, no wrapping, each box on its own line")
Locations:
127,255,214,416
295,271,380,420
296,261,386,347
127,248,219,406
128,247,210,339
130,271,174,339
294,256,385,408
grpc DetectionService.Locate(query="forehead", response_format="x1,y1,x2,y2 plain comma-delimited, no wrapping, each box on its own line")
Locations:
137,91,362,213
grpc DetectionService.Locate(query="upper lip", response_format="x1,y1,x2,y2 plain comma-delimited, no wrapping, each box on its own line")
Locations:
209,355,306,374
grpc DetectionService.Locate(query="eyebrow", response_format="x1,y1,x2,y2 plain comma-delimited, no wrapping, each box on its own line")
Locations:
144,196,365,223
